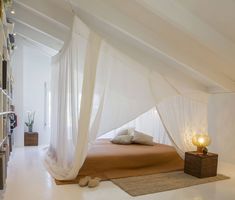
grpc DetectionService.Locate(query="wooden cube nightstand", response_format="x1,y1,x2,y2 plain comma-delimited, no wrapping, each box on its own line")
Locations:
24,132,38,146
184,151,218,178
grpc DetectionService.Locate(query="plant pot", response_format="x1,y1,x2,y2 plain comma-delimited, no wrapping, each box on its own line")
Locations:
28,126,33,132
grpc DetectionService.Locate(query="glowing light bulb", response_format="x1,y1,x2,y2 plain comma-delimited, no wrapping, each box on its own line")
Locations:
198,137,205,145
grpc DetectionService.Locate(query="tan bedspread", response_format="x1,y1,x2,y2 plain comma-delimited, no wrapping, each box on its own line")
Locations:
56,139,183,185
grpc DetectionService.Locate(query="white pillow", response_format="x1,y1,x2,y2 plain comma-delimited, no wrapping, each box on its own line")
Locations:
111,135,133,145
117,128,135,136
117,129,129,136
127,128,135,135
132,131,154,146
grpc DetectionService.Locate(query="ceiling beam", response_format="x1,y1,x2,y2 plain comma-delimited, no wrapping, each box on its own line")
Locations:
14,0,73,30
14,21,63,51
8,2,69,43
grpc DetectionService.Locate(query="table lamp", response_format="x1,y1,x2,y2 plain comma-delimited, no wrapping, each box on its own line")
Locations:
192,133,211,153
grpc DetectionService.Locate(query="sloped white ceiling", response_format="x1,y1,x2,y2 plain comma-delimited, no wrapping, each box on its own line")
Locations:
177,0,235,44
8,0,73,54
8,0,235,92
137,0,235,82
70,0,235,92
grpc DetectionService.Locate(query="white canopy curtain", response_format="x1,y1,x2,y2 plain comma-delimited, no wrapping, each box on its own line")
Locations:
44,17,101,180
157,95,208,157
45,16,208,180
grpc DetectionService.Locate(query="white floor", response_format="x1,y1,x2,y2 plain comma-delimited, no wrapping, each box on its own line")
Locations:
1,146,235,200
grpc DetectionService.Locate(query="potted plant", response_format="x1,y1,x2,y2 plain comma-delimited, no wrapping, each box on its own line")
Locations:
25,111,35,132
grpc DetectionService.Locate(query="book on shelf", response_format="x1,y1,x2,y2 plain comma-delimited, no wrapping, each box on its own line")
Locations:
0,151,6,190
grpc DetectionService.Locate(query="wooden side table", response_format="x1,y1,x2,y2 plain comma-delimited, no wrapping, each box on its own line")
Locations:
24,132,38,146
184,151,218,178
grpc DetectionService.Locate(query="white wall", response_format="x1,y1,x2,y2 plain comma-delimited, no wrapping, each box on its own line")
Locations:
12,38,52,146
11,42,24,147
208,93,235,164
23,45,51,145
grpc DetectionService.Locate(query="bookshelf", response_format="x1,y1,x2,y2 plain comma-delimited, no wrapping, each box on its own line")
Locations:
0,0,15,190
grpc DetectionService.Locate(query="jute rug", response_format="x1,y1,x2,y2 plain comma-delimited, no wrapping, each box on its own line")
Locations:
111,171,229,196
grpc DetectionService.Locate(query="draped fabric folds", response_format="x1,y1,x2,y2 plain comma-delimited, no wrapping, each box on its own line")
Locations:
44,16,208,180
157,95,208,158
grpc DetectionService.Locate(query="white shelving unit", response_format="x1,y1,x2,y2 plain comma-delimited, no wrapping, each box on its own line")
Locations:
0,0,15,190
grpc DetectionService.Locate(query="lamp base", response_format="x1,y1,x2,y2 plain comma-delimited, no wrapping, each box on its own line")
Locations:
197,147,203,153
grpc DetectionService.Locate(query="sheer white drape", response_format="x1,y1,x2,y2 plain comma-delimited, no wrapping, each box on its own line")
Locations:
94,43,156,136
44,17,102,180
45,16,209,180
157,95,208,158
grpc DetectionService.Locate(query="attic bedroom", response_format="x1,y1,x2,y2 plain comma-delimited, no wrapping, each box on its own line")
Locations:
0,0,235,200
